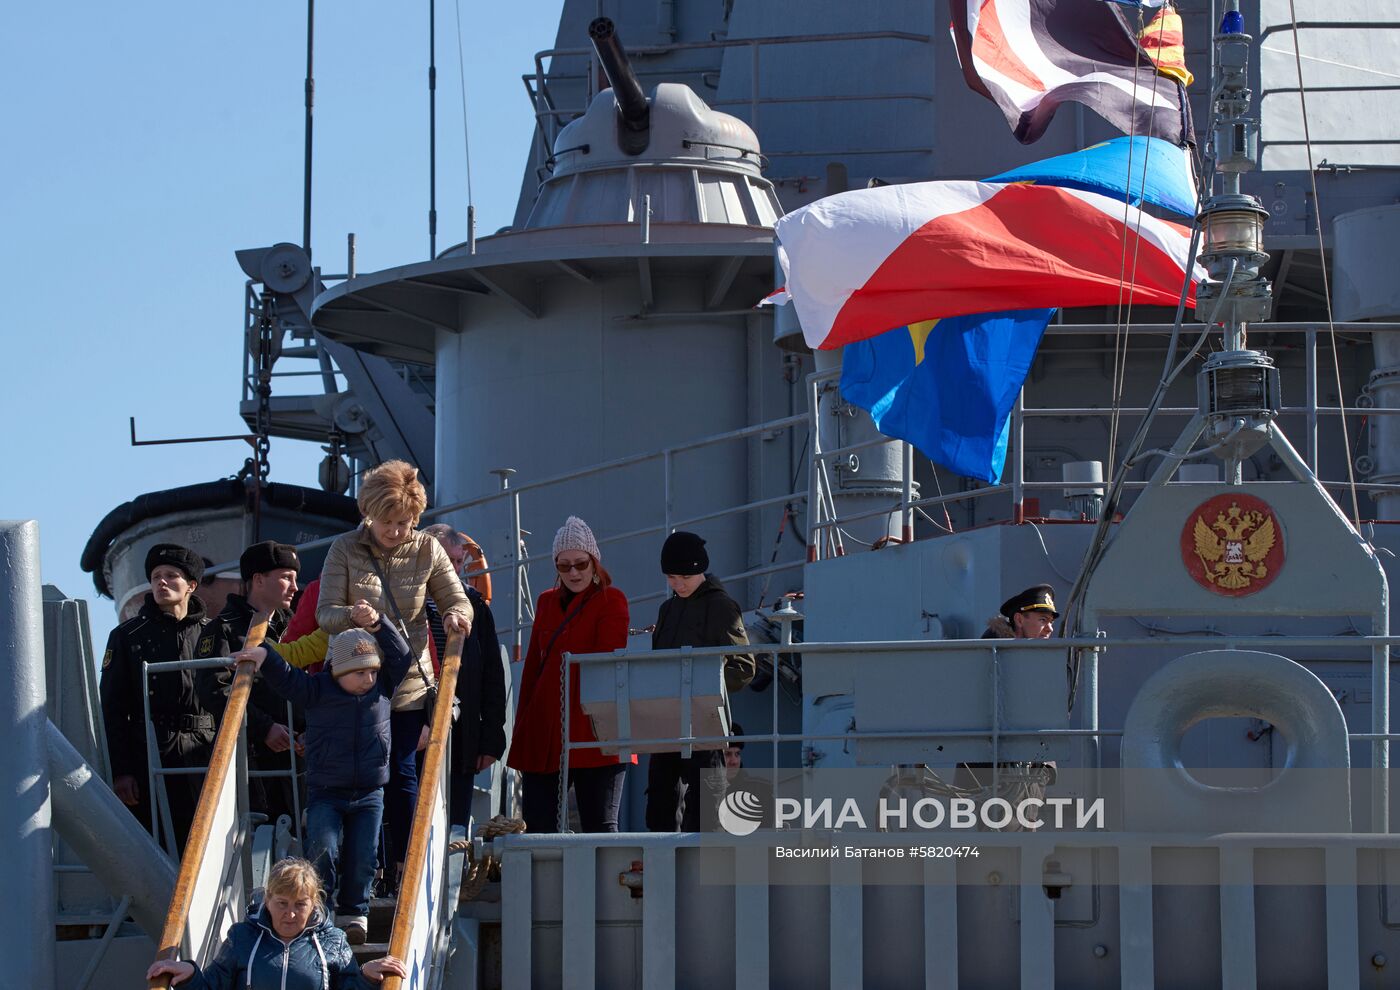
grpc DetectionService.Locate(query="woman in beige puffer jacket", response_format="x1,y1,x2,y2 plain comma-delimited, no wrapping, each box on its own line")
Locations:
316,460,472,883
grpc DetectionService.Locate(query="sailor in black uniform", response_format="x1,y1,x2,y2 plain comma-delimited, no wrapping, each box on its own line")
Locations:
99,543,214,853
968,584,1059,829
981,584,1059,639
195,540,306,828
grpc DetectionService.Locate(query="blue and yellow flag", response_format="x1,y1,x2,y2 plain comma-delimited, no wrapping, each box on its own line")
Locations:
840,310,1055,484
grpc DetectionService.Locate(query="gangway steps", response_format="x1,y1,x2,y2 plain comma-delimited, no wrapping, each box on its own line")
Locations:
144,630,466,990
352,943,392,962
348,896,397,966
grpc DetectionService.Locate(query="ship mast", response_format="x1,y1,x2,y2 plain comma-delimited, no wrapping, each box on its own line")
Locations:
1193,0,1277,485
1066,4,1296,705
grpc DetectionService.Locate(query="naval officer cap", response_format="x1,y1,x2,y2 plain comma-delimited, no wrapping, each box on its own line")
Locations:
239,540,301,581
1000,584,1059,619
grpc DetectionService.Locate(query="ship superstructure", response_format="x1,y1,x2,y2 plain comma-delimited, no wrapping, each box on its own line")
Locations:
11,2,1400,988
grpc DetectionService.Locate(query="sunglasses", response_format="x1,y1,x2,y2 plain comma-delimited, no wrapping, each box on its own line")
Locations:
555,558,593,574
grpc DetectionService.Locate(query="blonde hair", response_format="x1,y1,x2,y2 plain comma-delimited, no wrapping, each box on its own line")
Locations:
358,460,428,524
264,858,324,911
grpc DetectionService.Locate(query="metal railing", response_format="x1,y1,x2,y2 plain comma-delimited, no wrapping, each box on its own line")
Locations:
214,320,1400,732
134,626,462,988
561,633,1399,834
1256,18,1400,158
147,615,268,989
805,321,1400,561
140,656,303,861
523,30,933,180
559,606,799,834
419,411,812,656
494,828,1398,990
206,410,811,654
74,895,133,990
382,632,464,990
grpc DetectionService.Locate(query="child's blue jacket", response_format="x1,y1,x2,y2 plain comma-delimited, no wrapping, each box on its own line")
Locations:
262,623,410,793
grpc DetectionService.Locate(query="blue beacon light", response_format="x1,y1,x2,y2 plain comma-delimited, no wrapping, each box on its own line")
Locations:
1221,10,1245,34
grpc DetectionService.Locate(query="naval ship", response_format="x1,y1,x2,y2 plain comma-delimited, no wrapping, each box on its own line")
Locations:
7,1,1400,987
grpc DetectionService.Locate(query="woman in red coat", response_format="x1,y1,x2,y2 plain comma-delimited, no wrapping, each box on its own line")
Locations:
507,516,633,833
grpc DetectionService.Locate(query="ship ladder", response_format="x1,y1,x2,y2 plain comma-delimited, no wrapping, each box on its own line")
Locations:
147,615,272,987
144,622,471,988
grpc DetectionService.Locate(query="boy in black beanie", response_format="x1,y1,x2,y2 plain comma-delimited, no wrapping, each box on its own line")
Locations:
647,532,755,831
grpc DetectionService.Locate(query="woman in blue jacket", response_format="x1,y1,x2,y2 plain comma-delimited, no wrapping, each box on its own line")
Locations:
144,858,405,988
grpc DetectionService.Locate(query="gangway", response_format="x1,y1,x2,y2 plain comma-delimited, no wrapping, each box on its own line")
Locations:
144,619,467,989
379,632,467,990
146,617,269,987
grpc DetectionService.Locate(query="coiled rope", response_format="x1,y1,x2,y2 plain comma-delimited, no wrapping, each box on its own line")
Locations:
451,815,527,901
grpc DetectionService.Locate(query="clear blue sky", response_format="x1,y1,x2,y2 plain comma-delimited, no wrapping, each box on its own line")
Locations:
1,2,565,649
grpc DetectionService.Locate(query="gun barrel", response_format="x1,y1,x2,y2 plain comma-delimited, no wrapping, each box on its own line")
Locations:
588,17,649,135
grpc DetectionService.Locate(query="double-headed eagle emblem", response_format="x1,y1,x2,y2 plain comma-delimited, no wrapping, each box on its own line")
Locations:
1192,501,1277,591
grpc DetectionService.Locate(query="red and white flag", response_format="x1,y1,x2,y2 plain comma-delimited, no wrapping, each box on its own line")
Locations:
771,180,1199,351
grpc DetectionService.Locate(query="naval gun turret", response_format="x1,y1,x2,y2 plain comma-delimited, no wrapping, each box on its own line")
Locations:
312,17,790,616
524,25,775,229
588,17,650,155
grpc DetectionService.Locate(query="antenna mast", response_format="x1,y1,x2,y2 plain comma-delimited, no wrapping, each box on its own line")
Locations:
303,0,315,258
429,0,438,257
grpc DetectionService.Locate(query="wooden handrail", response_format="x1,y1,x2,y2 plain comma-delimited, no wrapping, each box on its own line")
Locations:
382,631,465,990
147,615,271,989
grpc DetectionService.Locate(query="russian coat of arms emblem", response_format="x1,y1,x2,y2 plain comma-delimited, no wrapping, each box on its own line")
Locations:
1180,494,1285,595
